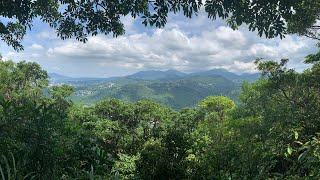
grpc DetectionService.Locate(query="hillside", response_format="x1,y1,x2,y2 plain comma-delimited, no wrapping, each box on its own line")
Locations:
50,68,259,84
50,69,259,109
128,69,187,80
189,69,260,82
70,76,239,109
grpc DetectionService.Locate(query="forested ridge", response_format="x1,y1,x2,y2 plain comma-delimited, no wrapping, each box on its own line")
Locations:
68,72,243,110
1,46,320,179
50,69,259,110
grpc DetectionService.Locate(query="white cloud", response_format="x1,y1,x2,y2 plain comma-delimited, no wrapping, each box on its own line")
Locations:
2,52,42,62
1,10,318,77
37,31,59,40
30,43,44,50
51,66,61,71
121,15,137,34
209,61,258,74
46,24,318,75
31,53,41,58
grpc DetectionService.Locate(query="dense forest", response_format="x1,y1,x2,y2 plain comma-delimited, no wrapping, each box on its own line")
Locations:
1,45,320,179
1,0,320,179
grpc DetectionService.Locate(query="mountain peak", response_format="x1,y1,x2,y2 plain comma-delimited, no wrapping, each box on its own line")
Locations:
128,69,186,80
48,73,70,79
165,69,186,76
166,69,179,72
208,68,229,73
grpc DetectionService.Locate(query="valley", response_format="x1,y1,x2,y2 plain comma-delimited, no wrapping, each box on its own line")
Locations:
50,69,260,109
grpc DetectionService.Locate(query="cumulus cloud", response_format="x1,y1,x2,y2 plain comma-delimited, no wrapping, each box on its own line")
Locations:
46,25,318,75
37,31,59,40
1,10,318,77
209,61,258,74
30,43,44,50
2,52,42,62
51,66,61,71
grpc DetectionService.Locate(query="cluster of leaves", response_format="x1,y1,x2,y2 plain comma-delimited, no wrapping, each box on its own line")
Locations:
2,46,320,179
287,0,320,40
0,59,74,178
1,0,319,51
0,0,60,51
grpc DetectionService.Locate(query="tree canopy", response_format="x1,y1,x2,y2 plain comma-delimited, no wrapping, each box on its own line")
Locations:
2,48,320,178
1,0,319,51
1,1,320,179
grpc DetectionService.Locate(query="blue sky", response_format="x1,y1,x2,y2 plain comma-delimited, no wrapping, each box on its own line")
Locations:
1,10,318,78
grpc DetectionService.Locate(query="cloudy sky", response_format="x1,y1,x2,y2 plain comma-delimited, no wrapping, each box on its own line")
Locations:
0,10,318,78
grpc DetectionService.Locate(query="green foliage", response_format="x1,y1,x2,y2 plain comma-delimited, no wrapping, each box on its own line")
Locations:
0,153,35,180
0,60,73,178
136,139,169,179
199,96,235,121
287,1,320,40
49,84,74,99
111,153,139,180
70,75,240,110
0,0,60,51
2,48,320,179
305,43,320,63
1,0,319,50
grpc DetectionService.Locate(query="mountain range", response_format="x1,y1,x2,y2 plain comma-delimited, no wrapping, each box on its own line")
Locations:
49,69,260,109
49,69,259,85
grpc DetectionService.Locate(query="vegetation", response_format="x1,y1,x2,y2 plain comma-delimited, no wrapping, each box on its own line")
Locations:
1,45,320,179
1,0,319,50
1,1,320,179
51,69,259,109
69,75,241,110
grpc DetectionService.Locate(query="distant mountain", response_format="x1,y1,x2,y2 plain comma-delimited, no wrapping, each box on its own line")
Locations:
49,73,71,79
70,75,241,110
127,69,260,82
49,69,260,83
190,69,232,76
189,69,260,82
128,69,186,80
48,73,117,86
165,69,187,77
240,73,261,82
51,69,261,109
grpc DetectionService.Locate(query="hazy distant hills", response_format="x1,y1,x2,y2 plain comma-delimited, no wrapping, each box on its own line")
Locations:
128,69,187,80
49,69,259,83
49,69,259,85
122,69,258,82
189,69,260,83
49,69,260,109
49,73,115,86
49,73,71,79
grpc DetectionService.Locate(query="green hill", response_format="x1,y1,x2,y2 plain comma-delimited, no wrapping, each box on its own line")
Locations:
50,69,259,109
70,75,240,109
